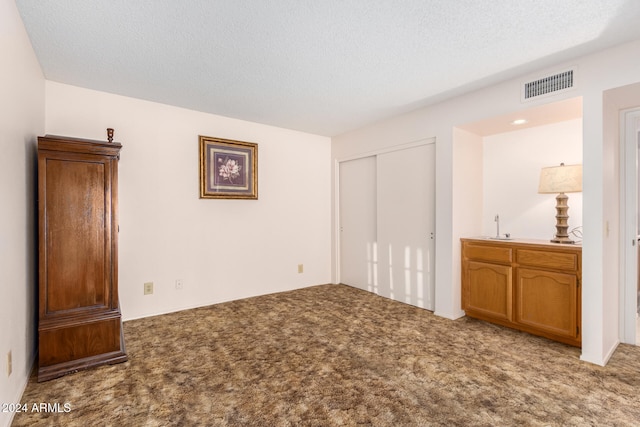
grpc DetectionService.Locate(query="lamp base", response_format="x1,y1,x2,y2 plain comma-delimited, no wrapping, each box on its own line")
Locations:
551,192,576,244
550,236,575,244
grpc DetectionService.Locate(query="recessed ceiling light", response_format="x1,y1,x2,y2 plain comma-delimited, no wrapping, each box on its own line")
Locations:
511,119,528,125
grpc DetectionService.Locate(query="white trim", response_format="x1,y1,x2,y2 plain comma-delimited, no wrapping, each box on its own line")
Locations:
620,107,640,345
333,158,342,284
7,351,37,427
336,137,436,163
581,340,619,367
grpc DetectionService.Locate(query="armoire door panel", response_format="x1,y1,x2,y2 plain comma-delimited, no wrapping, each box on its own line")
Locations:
44,158,110,313
38,318,122,366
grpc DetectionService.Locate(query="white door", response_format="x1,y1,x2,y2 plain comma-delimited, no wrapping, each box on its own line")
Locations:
377,143,436,310
339,156,377,292
338,141,436,310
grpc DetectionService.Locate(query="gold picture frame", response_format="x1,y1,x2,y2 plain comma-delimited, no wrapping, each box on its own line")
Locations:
199,135,258,199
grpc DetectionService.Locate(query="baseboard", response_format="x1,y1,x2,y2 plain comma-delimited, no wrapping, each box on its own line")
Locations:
434,309,466,320
602,340,620,365
580,340,620,366
123,283,330,322
3,350,37,427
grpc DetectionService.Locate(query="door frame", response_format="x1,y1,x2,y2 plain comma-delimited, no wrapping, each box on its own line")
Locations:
334,137,436,296
620,107,640,344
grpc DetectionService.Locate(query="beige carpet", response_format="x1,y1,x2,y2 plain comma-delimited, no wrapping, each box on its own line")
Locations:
12,284,640,426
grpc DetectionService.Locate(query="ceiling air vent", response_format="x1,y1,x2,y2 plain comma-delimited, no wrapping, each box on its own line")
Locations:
521,67,576,102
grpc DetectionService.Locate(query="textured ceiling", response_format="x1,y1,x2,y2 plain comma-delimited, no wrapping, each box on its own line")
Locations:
15,0,640,136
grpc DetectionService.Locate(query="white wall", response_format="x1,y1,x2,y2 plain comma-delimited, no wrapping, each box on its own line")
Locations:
0,0,44,426
482,119,583,240
450,128,484,316
332,39,640,365
45,82,332,321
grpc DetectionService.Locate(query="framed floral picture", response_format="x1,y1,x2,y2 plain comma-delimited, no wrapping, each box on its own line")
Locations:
199,135,258,199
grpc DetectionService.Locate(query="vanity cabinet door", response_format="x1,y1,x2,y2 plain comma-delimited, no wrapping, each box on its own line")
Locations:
464,261,513,322
515,268,579,340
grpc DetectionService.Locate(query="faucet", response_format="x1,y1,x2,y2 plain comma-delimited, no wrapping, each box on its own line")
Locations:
493,215,511,239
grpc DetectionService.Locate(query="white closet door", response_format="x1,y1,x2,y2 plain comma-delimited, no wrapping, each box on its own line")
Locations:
339,156,377,292
377,143,435,310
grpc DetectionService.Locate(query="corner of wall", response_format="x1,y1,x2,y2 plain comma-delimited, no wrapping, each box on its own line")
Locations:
0,1,46,425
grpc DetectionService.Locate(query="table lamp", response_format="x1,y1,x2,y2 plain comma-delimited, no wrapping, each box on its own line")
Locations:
538,163,582,244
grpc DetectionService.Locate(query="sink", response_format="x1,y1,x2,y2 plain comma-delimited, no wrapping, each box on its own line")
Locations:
490,214,512,241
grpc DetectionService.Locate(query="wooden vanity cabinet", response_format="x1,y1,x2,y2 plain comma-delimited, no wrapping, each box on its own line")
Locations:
462,243,514,322
461,238,581,347
37,134,127,381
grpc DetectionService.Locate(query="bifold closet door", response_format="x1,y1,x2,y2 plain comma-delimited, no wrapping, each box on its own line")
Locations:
339,156,377,291
377,143,435,310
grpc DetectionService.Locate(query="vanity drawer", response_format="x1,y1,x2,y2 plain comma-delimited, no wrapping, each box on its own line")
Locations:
517,249,578,271
463,243,512,264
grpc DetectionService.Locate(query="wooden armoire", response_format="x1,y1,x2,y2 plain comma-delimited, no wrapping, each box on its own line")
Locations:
37,133,127,382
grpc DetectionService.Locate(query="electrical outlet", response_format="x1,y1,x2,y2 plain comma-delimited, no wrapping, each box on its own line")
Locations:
298,264,304,274
144,282,154,295
175,279,183,290
7,350,12,377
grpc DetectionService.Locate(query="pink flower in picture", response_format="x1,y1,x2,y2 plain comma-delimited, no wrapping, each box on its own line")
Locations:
218,157,242,183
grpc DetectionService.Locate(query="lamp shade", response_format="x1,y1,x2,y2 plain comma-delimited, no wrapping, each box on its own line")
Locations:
538,163,582,194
